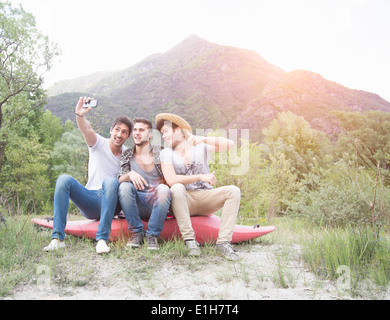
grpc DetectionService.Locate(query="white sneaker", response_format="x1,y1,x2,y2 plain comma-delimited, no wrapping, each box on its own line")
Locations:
216,242,240,261
96,240,110,254
185,239,200,256
43,239,65,252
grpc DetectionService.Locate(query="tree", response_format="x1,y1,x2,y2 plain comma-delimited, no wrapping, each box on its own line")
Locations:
0,1,60,171
0,107,75,214
335,111,390,170
263,111,331,179
37,110,66,149
50,128,89,186
0,134,50,214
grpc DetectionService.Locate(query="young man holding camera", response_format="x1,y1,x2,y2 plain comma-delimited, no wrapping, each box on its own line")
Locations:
44,97,132,254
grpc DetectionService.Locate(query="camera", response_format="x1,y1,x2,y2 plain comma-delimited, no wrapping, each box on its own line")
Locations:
82,99,98,108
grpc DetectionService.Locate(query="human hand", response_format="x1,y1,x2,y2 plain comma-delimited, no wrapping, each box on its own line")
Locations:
128,170,148,190
75,96,94,117
186,134,205,146
200,171,217,186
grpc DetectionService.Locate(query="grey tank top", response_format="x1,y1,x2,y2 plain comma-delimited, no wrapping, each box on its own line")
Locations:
130,157,162,192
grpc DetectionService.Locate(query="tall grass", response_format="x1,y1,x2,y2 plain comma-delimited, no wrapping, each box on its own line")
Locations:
1,213,389,299
0,215,223,298
300,226,390,294
0,215,50,296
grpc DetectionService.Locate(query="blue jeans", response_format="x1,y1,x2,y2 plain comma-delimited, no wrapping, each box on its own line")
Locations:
118,182,171,237
52,174,121,241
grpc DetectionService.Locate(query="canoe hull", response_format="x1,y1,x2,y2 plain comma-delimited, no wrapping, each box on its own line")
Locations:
32,215,275,244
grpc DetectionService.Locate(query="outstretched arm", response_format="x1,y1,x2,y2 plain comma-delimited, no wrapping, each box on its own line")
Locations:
75,96,97,147
186,134,234,152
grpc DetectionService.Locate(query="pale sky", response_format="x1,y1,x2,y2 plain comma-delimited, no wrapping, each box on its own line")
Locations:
8,0,390,102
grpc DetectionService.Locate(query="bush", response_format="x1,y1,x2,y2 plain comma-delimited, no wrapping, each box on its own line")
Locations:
211,140,270,221
210,139,302,222
290,157,390,230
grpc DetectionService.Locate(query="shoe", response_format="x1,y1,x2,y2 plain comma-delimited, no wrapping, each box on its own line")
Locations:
126,232,144,248
146,234,160,250
43,239,65,252
96,240,110,254
216,242,239,261
185,239,200,256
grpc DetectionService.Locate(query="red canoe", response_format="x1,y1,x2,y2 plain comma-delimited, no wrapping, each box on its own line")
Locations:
31,215,275,244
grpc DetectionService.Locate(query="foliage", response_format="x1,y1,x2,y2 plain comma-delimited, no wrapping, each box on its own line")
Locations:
1,3,389,296
211,134,306,221
290,156,389,228
50,128,89,186
212,112,332,220
0,214,54,297
263,111,331,179
300,226,390,290
211,140,269,221
0,134,50,214
0,1,60,170
0,1,59,106
334,111,390,184
209,110,390,237
38,110,70,149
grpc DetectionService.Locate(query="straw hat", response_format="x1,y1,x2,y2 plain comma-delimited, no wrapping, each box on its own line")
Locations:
155,113,193,138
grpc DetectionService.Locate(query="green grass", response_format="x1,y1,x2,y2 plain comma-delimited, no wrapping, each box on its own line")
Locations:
0,214,103,297
0,215,49,296
0,215,223,297
252,217,390,297
1,214,389,299
299,225,390,294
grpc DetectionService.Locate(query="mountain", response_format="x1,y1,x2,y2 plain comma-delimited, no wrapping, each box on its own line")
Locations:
231,69,390,140
45,35,390,139
45,35,284,135
48,70,118,96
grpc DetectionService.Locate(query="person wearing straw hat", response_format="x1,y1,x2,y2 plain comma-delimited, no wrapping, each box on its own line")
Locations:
155,113,241,260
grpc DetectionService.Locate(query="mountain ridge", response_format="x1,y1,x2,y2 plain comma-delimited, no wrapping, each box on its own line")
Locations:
231,69,390,139
45,35,390,139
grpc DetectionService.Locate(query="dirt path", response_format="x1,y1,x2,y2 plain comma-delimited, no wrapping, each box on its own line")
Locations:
7,241,355,300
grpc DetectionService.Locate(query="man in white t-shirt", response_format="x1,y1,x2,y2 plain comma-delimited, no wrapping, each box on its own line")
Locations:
44,97,132,254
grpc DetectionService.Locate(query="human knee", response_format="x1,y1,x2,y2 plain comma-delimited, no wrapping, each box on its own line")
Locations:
156,184,171,203
55,174,73,190
102,177,119,194
103,177,119,189
118,182,136,199
170,183,186,197
228,185,241,200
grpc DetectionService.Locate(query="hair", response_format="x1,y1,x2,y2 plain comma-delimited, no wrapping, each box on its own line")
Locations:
133,117,152,130
156,119,179,132
111,116,133,133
